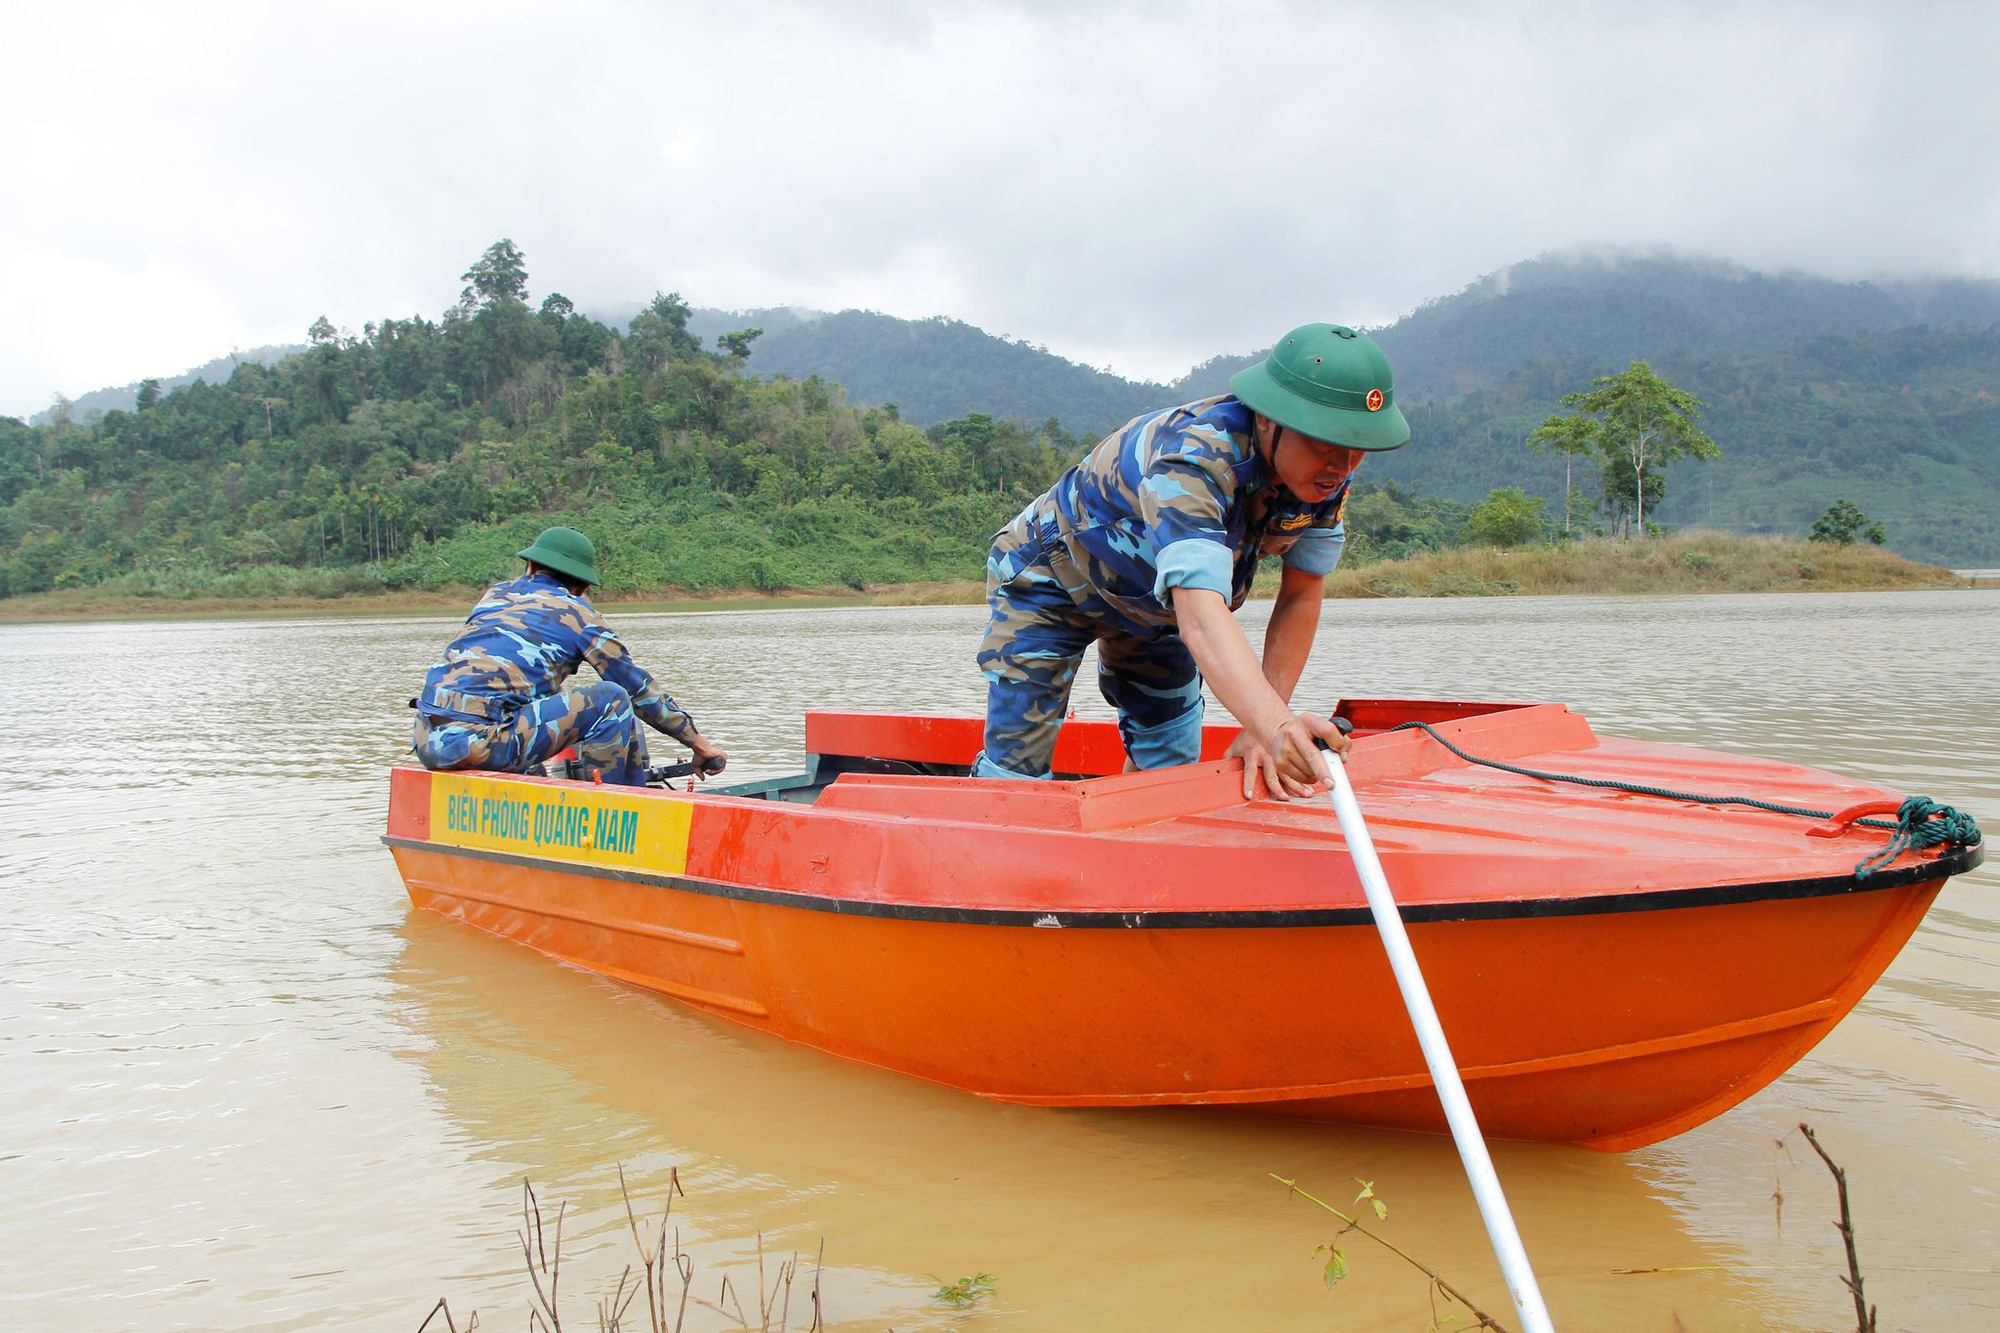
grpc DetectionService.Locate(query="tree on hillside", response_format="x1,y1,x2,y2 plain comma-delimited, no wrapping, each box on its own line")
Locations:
627,291,702,371
717,327,763,360
1528,361,1718,537
460,238,529,311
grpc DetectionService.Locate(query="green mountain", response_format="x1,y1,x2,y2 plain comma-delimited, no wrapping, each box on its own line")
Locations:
0,258,1078,600
33,344,306,425
676,306,1170,431
1173,253,2000,398
6,246,1997,598
1375,253,2000,398
1154,256,2000,564
1351,323,2000,565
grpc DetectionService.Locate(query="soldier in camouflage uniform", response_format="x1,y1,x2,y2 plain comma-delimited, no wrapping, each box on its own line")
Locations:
412,527,725,787
976,324,1411,799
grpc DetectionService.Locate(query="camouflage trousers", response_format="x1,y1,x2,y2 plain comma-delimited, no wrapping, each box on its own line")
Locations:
412,680,651,787
974,501,1204,779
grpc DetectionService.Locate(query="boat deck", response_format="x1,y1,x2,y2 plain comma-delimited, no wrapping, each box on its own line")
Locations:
681,702,1975,920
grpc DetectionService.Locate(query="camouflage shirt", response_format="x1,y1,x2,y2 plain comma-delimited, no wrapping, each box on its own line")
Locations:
1047,394,1348,633
416,572,697,742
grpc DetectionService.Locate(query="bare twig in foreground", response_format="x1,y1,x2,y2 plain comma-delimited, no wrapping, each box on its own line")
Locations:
417,1296,478,1331
1797,1123,1878,1333
519,1179,566,1332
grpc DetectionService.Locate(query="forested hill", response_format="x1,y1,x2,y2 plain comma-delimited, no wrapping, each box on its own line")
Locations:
1357,322,2000,565
55,253,1999,439
0,242,1088,600
658,255,2000,435
675,307,1169,431
1166,257,2000,565
1376,254,2000,400
5,245,1998,601
1173,254,2000,402
669,257,2000,563
34,344,304,425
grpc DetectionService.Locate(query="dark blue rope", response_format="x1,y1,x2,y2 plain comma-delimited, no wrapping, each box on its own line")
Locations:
1382,721,1982,879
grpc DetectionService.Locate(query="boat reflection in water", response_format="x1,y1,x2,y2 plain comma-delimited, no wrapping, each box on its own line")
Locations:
385,700,1981,1153
388,907,1784,1329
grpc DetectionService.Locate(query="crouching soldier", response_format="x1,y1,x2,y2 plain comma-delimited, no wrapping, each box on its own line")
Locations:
411,526,725,786
975,323,1409,800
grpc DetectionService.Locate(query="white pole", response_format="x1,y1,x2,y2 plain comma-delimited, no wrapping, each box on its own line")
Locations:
1321,750,1557,1333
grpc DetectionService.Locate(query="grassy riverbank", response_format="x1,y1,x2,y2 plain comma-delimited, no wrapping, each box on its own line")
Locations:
0,533,1966,623
1320,531,1964,598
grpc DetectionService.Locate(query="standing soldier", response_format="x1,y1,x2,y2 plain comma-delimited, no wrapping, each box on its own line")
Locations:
974,323,1409,799
411,526,725,786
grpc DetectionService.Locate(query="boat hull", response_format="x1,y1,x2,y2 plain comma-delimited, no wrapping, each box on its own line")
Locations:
388,837,1943,1151
385,702,1980,1150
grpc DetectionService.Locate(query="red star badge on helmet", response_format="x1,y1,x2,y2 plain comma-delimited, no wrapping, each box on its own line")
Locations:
1365,388,1385,412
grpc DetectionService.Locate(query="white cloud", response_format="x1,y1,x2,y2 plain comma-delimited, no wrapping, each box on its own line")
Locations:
4,0,1998,413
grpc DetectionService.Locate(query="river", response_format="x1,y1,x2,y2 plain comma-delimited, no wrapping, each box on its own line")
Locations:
3,590,1995,1330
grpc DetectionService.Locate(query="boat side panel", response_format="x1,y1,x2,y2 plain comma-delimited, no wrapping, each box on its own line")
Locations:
393,845,771,1021
390,834,1941,1148
388,766,432,840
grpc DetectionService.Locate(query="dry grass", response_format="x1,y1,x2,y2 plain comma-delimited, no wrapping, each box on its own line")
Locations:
0,586,488,623
1319,532,1965,599
865,579,987,606
0,580,981,623
1,534,1966,623
421,1170,824,1333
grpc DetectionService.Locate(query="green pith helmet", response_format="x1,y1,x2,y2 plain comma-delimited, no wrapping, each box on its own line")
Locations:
1229,323,1411,451
518,526,600,586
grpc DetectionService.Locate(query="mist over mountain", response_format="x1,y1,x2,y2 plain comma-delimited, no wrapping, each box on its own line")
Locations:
1372,252,2000,399
1132,252,2000,403
15,251,1999,578
63,251,2000,438
639,252,2000,564
674,307,1171,431
640,252,2000,439
33,345,305,425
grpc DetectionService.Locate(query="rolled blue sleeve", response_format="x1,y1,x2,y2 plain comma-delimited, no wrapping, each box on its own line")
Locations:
1282,521,1346,576
1154,538,1233,602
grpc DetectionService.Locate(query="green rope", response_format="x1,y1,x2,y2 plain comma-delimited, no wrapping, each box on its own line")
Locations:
1381,721,1983,880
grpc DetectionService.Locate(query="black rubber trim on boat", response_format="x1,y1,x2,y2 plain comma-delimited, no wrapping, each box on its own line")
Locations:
382,836,1983,929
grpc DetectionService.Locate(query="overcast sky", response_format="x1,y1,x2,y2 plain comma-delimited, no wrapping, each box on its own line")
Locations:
5,0,1998,417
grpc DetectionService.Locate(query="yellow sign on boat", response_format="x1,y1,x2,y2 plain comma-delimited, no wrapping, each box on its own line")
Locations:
426,772,691,874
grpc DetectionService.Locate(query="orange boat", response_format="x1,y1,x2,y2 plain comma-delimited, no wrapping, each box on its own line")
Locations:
383,699,1982,1151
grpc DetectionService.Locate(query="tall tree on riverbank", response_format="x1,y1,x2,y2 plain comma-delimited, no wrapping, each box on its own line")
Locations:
1529,361,1718,536
1524,410,1599,536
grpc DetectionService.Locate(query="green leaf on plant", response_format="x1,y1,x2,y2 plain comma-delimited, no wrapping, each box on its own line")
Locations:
1323,1248,1350,1287
930,1270,997,1307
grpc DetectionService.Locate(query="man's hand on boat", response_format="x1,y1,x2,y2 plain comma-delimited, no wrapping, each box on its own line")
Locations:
1171,586,1348,801
647,735,729,784
1226,712,1349,801
689,735,728,776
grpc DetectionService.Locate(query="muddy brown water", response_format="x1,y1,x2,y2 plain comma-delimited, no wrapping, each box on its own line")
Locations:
3,590,1996,1330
